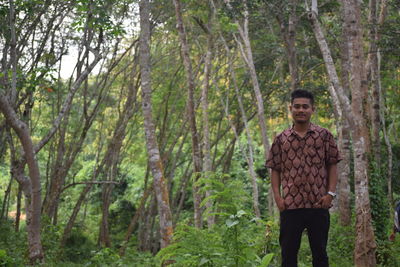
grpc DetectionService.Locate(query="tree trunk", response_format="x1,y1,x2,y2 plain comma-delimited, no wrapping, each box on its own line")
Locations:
15,184,22,232
219,35,261,218
276,0,300,91
338,15,352,226
173,0,203,228
0,96,44,262
309,1,377,265
201,2,215,228
139,0,173,248
138,196,157,252
226,0,270,159
337,119,352,226
99,182,113,247
0,177,12,221
119,185,152,256
342,2,377,264
366,0,388,167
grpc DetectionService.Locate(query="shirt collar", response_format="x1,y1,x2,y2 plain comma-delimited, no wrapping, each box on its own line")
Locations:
289,122,316,136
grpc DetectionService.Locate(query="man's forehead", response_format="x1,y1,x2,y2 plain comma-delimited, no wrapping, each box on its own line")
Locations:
292,98,312,105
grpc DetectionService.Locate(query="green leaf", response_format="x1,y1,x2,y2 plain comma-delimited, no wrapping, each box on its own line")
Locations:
258,253,274,267
236,210,246,217
199,257,210,265
225,218,239,228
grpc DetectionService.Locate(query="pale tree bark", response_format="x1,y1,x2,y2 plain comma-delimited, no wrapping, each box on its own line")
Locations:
337,118,352,226
139,0,173,248
219,35,261,219
99,159,117,247
337,3,352,226
378,54,393,207
0,1,43,261
0,96,43,262
366,0,388,167
274,0,300,91
342,2,376,264
309,1,377,265
200,1,215,228
173,0,203,228
224,0,270,160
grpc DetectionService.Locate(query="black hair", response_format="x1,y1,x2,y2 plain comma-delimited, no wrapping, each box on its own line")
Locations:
291,89,314,106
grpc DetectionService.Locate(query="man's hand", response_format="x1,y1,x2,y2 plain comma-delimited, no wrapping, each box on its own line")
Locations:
317,194,333,209
275,196,286,211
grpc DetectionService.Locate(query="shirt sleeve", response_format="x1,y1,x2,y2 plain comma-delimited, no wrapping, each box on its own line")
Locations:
325,131,342,165
266,136,282,171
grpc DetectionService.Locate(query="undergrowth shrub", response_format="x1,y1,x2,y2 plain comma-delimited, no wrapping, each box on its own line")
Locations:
156,173,277,266
0,219,26,266
326,214,354,267
119,248,159,266
0,248,15,267
85,247,120,266
63,227,97,263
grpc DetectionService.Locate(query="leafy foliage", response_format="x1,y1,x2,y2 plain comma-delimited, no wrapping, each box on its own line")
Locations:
157,175,277,267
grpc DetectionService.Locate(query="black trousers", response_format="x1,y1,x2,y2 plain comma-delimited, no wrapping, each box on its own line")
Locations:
279,208,330,267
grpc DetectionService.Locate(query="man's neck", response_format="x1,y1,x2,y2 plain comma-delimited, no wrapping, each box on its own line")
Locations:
293,122,311,136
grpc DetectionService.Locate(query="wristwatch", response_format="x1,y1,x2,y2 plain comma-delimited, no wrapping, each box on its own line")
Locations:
327,191,337,199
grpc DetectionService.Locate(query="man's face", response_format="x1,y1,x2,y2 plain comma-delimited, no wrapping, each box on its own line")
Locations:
290,97,314,124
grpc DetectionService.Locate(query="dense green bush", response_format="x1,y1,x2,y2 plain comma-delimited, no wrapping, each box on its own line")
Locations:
156,214,275,267
62,227,97,263
326,214,354,267
0,249,15,267
0,219,26,266
157,173,277,266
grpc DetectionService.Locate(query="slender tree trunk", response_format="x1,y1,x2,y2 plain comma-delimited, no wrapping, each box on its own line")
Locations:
99,181,114,247
287,0,299,90
173,164,193,224
219,35,261,218
139,196,157,251
15,184,22,232
377,52,393,207
173,0,203,228
201,2,215,228
0,177,12,221
139,0,173,248
42,120,68,223
61,181,93,247
276,0,300,91
226,0,270,159
119,185,152,256
366,0,387,167
368,0,381,165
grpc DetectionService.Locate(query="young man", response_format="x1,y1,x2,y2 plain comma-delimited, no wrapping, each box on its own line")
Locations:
266,89,341,267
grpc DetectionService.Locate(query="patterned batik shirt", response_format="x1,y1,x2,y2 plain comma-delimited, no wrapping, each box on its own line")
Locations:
266,123,342,209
